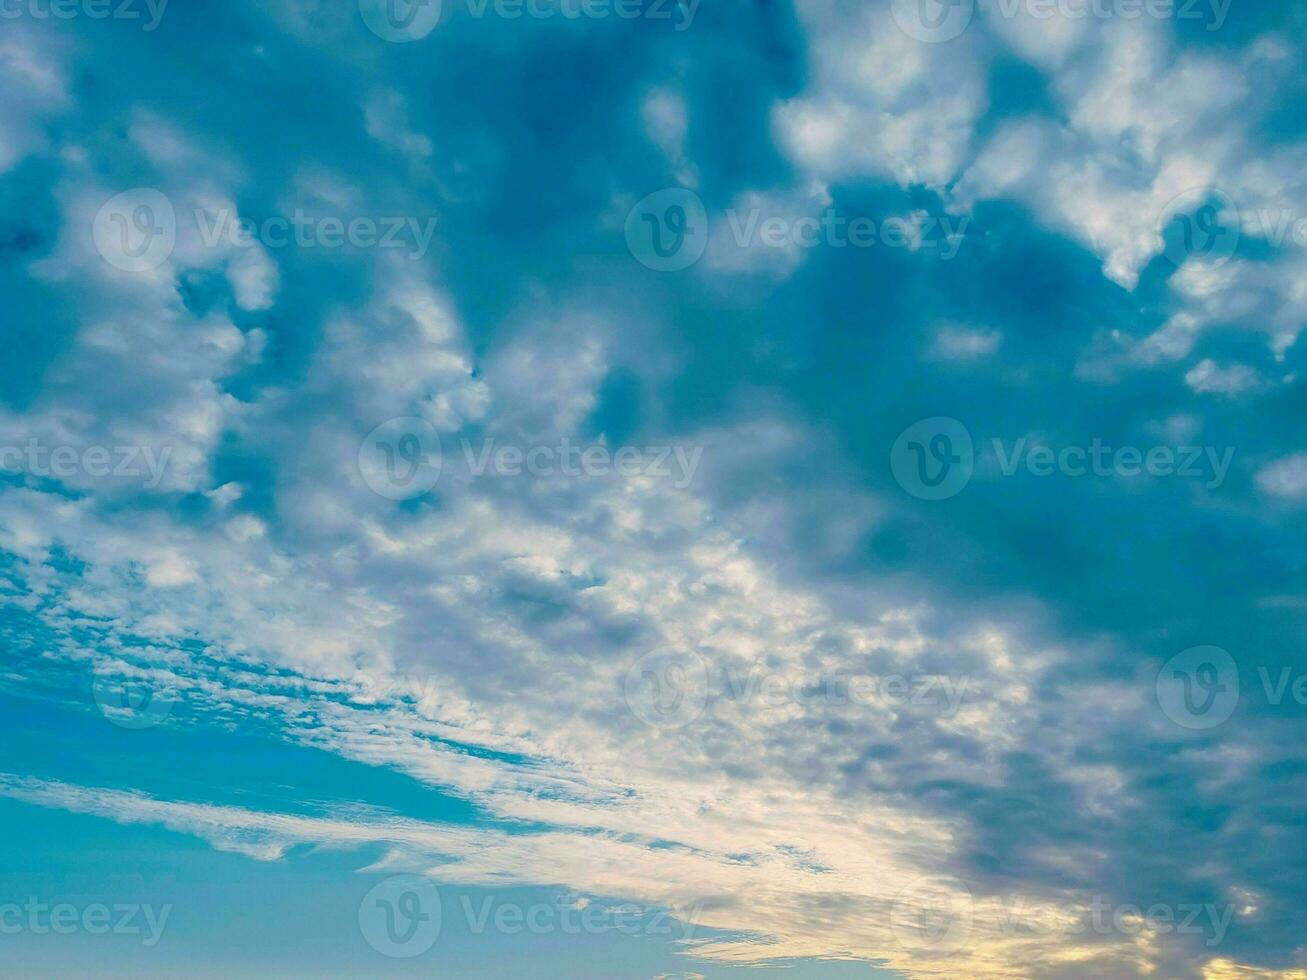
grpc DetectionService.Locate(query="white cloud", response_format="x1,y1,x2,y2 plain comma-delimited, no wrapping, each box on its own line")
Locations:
643,88,696,188
1255,453,1307,501
774,0,986,189
1185,359,1260,396
947,19,1307,381
931,325,1002,360
364,89,433,161
0,24,69,173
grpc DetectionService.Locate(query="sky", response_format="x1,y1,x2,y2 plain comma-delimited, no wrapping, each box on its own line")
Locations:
1,0,1307,976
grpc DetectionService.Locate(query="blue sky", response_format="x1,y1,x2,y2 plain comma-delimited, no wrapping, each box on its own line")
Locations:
2,0,1307,976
